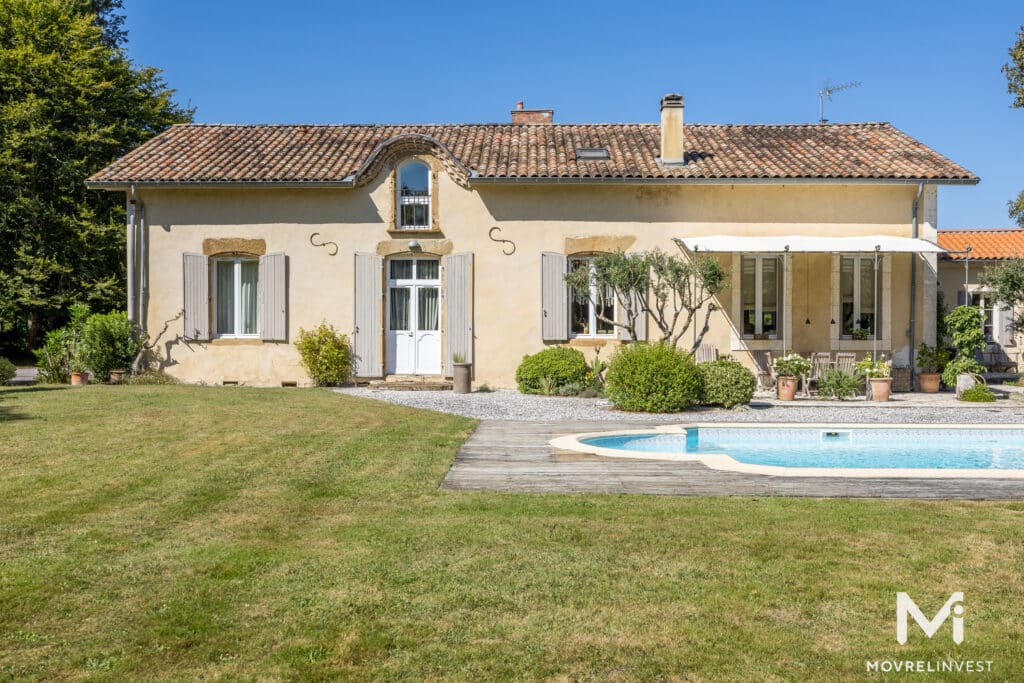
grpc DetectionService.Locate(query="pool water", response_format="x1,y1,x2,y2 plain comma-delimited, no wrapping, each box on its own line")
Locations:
581,427,1024,469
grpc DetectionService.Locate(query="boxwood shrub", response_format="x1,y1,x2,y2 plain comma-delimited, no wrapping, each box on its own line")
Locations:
606,342,703,412
515,347,589,394
698,359,756,408
295,322,352,386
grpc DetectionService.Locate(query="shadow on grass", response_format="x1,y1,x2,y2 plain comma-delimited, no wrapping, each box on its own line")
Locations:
0,385,66,422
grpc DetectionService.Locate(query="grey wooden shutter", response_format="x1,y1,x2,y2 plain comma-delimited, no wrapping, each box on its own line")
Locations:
997,306,1013,347
182,253,209,341
541,252,568,341
259,252,287,341
353,252,383,377
444,253,473,369
956,290,967,306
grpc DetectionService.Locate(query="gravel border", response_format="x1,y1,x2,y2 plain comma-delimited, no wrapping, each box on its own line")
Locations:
335,388,1024,424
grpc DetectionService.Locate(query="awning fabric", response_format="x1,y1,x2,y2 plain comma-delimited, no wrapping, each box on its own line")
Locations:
674,235,945,253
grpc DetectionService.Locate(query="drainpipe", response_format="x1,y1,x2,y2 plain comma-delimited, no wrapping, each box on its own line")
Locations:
127,184,137,324
908,182,924,388
139,202,148,334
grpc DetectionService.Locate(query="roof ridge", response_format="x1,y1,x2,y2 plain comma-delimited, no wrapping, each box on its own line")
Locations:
167,121,893,129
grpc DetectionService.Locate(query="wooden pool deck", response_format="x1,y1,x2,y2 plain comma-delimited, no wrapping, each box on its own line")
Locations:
441,420,1024,499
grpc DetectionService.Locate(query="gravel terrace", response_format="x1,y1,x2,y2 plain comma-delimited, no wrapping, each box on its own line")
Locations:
336,388,1024,424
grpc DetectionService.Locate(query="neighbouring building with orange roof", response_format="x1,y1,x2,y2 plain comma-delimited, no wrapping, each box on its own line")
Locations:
938,228,1024,372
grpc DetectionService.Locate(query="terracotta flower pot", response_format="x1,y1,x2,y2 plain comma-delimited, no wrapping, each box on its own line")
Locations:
918,372,941,394
70,371,89,386
777,376,798,401
452,363,472,394
869,377,892,402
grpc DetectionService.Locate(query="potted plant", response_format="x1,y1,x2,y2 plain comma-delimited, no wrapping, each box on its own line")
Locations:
772,354,811,401
452,353,472,394
855,353,892,401
69,351,89,386
108,368,128,384
915,343,949,393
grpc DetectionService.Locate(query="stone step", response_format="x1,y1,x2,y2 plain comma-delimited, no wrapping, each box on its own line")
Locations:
367,378,452,391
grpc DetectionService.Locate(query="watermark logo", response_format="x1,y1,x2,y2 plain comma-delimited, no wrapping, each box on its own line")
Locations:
896,592,964,644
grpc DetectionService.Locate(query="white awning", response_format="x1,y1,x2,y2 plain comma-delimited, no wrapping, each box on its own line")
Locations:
673,235,945,253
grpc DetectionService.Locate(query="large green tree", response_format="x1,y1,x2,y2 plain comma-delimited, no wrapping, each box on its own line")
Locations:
0,0,191,349
1004,24,1024,225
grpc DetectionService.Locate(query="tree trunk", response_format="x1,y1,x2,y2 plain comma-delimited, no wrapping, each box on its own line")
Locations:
26,311,42,350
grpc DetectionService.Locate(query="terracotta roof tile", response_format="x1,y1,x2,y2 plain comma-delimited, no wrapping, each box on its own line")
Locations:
87,122,977,185
938,229,1024,260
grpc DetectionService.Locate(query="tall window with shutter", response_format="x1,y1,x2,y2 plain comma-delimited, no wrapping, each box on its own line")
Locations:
182,251,287,343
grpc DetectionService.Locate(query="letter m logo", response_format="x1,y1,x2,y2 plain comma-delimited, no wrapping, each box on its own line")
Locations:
896,592,964,644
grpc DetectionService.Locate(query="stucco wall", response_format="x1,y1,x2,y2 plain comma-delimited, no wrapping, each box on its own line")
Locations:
136,166,931,387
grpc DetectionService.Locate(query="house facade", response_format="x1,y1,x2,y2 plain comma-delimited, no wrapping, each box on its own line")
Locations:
937,228,1023,372
86,95,977,387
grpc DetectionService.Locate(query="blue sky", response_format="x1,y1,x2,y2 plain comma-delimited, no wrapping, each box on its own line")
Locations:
122,0,1022,228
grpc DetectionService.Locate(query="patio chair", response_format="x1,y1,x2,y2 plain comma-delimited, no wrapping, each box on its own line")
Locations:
804,351,833,397
752,350,775,391
834,352,856,375
695,344,719,364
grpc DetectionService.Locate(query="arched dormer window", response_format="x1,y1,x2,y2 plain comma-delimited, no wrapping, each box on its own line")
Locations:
396,160,431,230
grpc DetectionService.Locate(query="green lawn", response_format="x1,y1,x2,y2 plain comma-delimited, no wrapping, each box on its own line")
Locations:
1,386,1022,680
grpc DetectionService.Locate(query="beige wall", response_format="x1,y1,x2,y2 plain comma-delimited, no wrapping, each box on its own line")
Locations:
136,163,933,387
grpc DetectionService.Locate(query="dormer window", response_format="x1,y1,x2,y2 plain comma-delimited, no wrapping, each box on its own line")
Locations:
397,160,431,230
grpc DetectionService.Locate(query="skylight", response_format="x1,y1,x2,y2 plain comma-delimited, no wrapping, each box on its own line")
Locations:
575,147,610,161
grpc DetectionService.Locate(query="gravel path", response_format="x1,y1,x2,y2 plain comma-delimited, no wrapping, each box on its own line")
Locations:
336,388,1024,424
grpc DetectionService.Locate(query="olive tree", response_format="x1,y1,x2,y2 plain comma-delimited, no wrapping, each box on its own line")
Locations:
564,246,727,352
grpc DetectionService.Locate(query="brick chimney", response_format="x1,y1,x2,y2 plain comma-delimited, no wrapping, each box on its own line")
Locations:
659,93,685,164
511,100,554,124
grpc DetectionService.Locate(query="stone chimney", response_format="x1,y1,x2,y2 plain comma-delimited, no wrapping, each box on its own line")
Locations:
659,93,685,164
511,100,554,124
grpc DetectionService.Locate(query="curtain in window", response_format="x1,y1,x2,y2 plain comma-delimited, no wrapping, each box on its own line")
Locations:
390,288,410,330
840,257,855,335
417,260,439,280
741,256,756,335
240,260,258,335
761,258,778,336
419,287,439,331
216,260,235,335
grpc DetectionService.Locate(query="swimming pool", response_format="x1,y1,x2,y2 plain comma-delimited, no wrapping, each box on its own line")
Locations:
550,425,1024,478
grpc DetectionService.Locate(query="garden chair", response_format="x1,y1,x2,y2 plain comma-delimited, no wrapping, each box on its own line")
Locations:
695,344,719,364
803,351,833,397
752,350,775,391
834,352,856,375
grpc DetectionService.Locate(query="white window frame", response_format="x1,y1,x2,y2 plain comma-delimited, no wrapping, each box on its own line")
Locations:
395,160,432,231
839,255,882,340
969,288,997,343
568,256,617,339
213,256,259,338
740,255,781,339
830,253,891,351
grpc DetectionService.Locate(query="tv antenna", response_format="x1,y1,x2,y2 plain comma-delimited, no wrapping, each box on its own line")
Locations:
818,80,861,123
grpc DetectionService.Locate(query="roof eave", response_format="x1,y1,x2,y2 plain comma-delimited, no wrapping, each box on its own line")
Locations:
85,175,980,190
84,179,357,190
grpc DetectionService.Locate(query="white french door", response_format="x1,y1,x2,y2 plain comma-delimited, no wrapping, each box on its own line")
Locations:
386,258,441,375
